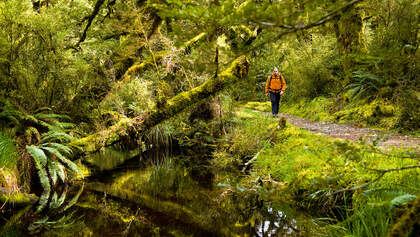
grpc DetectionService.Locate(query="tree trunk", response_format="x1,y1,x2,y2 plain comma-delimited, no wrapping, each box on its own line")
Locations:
69,56,250,154
334,0,366,83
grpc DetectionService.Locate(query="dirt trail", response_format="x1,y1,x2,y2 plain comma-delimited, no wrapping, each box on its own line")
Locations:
264,111,419,150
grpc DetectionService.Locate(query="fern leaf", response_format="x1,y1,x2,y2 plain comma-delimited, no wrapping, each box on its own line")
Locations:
41,132,74,143
0,132,18,168
52,122,75,130
41,146,79,174
56,162,67,183
34,107,53,113
390,194,417,209
49,192,59,209
56,189,67,208
43,142,72,155
35,113,71,122
26,145,47,166
30,148,51,213
63,185,84,211
47,160,60,185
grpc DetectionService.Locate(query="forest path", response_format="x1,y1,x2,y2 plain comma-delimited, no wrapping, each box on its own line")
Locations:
257,110,419,150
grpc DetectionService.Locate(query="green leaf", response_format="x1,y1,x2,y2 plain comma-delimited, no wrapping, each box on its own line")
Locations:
41,147,79,174
49,192,59,209
26,145,47,166
29,146,51,213
41,132,74,143
56,162,67,183
47,160,61,185
42,142,72,155
35,113,71,121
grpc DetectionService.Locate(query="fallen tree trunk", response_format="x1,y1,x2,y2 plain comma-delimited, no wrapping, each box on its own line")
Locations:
0,188,38,206
69,56,249,154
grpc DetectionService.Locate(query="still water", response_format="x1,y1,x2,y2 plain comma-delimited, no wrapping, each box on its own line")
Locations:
1,149,317,236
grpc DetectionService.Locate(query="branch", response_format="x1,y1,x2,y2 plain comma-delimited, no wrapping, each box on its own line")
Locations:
247,0,365,53
76,0,107,48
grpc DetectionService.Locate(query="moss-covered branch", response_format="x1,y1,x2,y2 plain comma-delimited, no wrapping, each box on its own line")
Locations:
0,188,38,206
70,56,250,154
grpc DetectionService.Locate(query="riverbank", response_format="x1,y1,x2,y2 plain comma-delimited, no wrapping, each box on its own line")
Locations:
212,107,420,236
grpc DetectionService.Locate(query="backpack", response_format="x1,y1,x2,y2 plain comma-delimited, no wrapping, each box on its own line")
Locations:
268,74,285,90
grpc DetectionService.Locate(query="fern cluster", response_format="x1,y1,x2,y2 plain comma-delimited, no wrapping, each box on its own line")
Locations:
1,101,81,212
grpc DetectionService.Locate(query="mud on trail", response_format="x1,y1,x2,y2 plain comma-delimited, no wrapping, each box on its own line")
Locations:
266,112,419,150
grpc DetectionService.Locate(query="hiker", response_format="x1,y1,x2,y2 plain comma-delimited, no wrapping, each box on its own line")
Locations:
265,67,286,117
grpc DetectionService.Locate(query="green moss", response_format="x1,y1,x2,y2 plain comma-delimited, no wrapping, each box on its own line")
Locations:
215,106,420,230
242,101,271,112
0,188,38,205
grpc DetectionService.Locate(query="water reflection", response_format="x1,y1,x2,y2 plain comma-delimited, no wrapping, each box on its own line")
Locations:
1,149,316,236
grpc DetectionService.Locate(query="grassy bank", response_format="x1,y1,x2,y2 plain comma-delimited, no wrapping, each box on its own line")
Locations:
214,107,420,236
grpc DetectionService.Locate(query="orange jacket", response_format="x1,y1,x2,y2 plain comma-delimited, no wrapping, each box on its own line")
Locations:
265,73,286,93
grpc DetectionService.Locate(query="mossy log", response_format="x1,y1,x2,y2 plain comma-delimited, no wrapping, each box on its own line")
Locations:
70,56,250,154
0,187,38,206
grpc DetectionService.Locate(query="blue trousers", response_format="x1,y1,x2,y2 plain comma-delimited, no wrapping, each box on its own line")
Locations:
270,92,281,115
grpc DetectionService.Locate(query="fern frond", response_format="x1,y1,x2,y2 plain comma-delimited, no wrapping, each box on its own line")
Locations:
56,162,67,183
34,107,53,113
63,185,84,211
49,192,59,209
43,142,72,155
29,147,51,213
47,160,59,185
56,189,67,208
41,146,79,174
52,122,75,130
35,113,71,122
390,194,417,209
41,131,74,143
26,145,47,166
25,127,40,145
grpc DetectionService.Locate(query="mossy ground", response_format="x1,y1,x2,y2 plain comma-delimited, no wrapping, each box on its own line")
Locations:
213,106,420,236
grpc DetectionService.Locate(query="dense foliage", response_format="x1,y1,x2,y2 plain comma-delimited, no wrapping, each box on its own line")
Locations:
0,0,418,236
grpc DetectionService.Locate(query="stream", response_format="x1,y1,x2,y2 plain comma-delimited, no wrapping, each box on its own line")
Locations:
1,148,318,236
